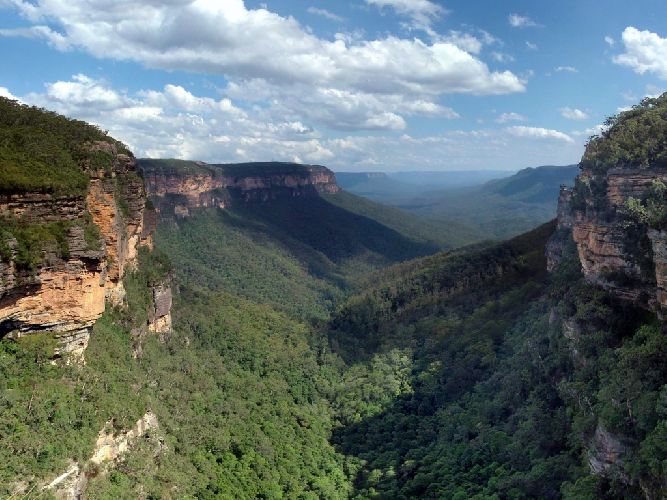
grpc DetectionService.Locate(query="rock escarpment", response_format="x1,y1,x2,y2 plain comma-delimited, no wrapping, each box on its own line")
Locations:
550,93,667,314
548,94,667,497
0,142,160,361
552,166,667,313
148,282,172,335
139,159,340,217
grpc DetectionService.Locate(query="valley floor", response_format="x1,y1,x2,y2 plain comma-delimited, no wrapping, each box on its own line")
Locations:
1,210,665,499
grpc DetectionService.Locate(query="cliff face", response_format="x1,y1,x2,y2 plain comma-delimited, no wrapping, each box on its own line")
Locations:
552,166,667,312
546,135,667,499
0,142,157,361
139,160,340,217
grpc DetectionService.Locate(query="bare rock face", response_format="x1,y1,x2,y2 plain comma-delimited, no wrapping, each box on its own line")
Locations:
588,425,629,483
44,411,160,499
140,161,341,216
0,224,107,359
0,142,158,361
148,283,172,335
552,165,667,312
546,187,574,271
647,228,667,308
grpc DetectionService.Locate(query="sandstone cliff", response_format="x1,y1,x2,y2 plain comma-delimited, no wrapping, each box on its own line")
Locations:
0,142,157,361
547,94,667,497
551,166,667,313
139,159,340,217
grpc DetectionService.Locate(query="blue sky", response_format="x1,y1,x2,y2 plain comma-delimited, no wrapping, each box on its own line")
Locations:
1,0,666,171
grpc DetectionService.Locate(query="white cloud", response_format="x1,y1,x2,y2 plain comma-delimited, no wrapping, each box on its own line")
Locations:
0,86,19,100
555,66,578,73
506,126,574,143
525,41,538,50
0,25,70,50
496,112,526,123
605,36,615,46
560,107,589,120
645,83,665,98
491,51,515,63
307,7,343,22
366,0,446,33
613,27,667,79
0,0,525,113
572,124,609,137
37,74,129,110
224,79,458,130
440,31,483,54
508,13,540,28
5,76,583,172
20,74,322,162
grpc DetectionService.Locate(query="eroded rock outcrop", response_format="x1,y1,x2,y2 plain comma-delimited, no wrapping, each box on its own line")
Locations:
148,282,172,335
588,425,629,482
0,143,158,360
139,160,340,217
545,187,574,271
552,166,667,312
44,411,160,499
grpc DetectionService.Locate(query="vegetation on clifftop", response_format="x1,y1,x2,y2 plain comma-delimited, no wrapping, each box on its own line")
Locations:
582,92,667,171
139,158,333,178
0,97,129,195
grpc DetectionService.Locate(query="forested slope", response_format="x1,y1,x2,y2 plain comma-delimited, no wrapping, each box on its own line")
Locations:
1,96,666,499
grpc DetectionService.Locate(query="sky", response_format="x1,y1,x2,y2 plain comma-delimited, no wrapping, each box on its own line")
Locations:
0,0,666,172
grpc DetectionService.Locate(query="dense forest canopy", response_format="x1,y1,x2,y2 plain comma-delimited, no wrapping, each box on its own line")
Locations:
582,92,667,171
0,97,129,195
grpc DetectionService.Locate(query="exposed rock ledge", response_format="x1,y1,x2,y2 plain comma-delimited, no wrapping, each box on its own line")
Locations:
0,142,160,361
549,166,667,313
43,411,160,499
139,160,341,217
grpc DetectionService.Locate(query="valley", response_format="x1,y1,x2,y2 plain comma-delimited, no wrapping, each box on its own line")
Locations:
0,91,666,500
340,165,580,240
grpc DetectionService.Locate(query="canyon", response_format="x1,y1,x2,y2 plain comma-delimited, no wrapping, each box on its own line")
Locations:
0,156,344,361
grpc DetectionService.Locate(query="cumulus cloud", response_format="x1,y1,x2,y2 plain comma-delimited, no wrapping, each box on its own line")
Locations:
496,112,526,123
0,86,19,100
604,36,615,46
224,79,458,131
0,0,524,133
506,126,574,143
366,0,446,33
19,74,332,162
491,52,515,63
613,27,667,79
525,41,538,50
5,76,583,172
307,7,344,22
508,13,540,28
555,66,578,73
560,107,588,120
0,25,70,50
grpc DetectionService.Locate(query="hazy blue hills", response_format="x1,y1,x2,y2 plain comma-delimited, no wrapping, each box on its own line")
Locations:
335,169,513,205
376,164,580,239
